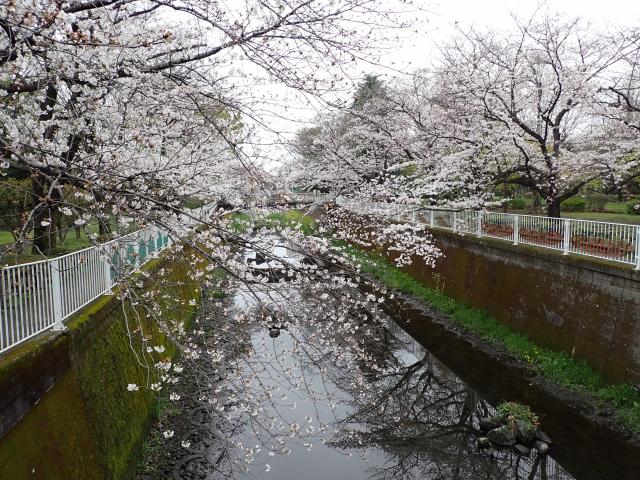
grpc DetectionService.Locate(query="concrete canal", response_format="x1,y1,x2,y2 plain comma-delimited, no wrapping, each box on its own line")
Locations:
137,237,640,479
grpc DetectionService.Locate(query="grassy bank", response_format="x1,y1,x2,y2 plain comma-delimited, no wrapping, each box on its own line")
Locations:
1,220,138,265
260,210,315,234
338,242,640,434
223,210,316,236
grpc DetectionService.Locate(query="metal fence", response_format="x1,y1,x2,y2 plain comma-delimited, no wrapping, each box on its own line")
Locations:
253,191,334,206
0,226,171,354
288,192,334,203
337,198,640,270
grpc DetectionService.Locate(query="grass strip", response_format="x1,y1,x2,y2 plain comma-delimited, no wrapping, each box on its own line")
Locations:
337,242,640,434
259,210,316,235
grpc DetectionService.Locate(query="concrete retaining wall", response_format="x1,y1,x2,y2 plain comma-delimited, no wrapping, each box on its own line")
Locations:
402,227,640,385
0,255,202,480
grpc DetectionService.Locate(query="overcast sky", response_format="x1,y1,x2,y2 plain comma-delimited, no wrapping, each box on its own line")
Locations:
390,0,639,70
240,0,640,170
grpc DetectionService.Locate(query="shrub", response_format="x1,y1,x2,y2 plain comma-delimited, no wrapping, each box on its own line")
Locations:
626,199,640,216
561,197,587,212
508,197,527,210
586,193,608,212
497,402,539,427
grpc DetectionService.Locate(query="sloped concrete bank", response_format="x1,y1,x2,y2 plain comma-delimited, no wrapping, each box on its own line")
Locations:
405,226,640,385
0,254,202,480
330,206,640,386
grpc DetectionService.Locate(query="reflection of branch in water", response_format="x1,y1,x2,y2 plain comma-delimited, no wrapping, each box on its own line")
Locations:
325,326,568,480
141,234,574,480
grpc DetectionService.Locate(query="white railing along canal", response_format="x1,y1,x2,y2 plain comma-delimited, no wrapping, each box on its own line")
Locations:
337,199,640,270
0,226,171,354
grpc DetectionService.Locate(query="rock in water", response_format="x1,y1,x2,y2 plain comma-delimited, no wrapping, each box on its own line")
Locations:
479,416,505,431
487,425,516,446
534,440,550,454
477,437,490,448
514,444,531,456
514,419,535,444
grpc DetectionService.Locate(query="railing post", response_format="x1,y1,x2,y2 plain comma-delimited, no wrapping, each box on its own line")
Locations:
477,211,483,237
513,215,519,245
102,253,113,295
133,232,141,270
635,226,640,271
430,210,434,228
562,218,571,255
50,259,64,331
149,227,159,258
412,210,417,224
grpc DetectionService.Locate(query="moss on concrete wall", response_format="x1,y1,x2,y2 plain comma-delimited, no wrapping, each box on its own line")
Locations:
405,229,640,385
0,373,102,479
0,255,202,480
335,212,640,385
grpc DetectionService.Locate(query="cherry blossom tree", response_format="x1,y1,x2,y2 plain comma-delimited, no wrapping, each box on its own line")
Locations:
428,16,640,217
289,71,503,209
289,75,421,200
0,0,413,254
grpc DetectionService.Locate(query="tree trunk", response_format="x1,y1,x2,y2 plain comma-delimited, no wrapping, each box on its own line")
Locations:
30,175,58,255
57,216,66,242
503,182,509,212
98,218,111,236
547,199,561,218
32,82,60,255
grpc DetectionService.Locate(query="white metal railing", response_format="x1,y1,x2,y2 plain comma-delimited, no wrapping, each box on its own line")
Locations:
0,226,171,354
252,191,334,206
337,198,640,270
288,191,334,203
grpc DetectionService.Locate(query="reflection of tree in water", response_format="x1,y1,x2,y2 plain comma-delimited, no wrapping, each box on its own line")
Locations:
329,322,572,480
169,305,255,479
167,283,393,479
153,273,573,480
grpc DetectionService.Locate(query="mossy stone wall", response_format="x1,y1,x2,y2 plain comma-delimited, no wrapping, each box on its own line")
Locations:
0,256,201,480
397,227,640,385
334,211,640,385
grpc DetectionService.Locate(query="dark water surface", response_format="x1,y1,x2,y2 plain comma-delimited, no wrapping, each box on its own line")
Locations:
138,241,637,480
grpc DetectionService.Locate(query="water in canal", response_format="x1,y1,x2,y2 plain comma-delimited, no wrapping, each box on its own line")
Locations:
136,239,619,480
